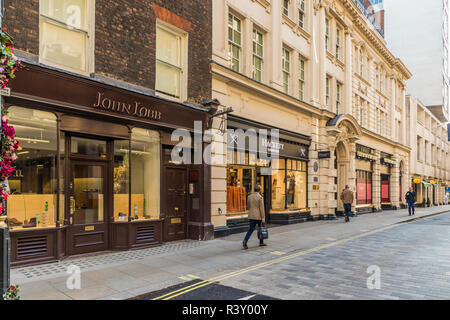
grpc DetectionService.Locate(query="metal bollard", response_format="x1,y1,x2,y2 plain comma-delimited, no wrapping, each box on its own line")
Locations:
0,216,11,300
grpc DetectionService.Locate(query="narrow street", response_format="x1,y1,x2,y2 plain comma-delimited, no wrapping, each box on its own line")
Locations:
136,210,450,300
11,206,450,300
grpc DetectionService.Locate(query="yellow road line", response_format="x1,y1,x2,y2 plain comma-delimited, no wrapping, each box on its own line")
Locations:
157,212,450,300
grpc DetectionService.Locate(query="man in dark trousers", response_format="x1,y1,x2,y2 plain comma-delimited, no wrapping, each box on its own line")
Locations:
243,184,266,249
340,185,354,223
405,187,417,216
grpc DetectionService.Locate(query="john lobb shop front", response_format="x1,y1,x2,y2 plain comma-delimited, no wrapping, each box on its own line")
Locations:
4,64,212,267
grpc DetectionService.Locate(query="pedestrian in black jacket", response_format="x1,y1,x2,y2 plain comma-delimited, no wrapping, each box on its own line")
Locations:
405,187,417,216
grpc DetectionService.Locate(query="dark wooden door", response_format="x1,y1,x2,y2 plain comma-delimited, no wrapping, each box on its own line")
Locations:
164,167,188,241
68,161,109,255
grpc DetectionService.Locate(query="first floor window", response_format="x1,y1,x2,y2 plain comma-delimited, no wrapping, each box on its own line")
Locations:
156,25,184,98
325,76,330,107
39,0,89,72
283,0,290,16
228,13,242,72
336,83,341,114
253,29,264,82
299,58,305,101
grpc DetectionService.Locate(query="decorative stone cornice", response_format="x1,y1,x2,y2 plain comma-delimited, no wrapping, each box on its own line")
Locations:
339,0,412,80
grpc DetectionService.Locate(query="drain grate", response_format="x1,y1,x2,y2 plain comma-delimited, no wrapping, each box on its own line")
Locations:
16,240,210,279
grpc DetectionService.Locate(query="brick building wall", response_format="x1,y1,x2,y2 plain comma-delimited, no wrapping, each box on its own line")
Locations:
2,0,212,101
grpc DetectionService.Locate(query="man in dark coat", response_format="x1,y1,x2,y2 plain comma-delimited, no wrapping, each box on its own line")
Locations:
405,187,417,216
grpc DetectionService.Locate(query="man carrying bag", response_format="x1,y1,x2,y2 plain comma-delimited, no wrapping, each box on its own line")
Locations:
243,184,267,249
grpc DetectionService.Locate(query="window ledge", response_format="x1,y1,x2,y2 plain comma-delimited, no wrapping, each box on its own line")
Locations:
282,14,297,30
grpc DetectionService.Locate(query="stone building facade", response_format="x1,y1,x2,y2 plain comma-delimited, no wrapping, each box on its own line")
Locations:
406,95,450,206
210,0,414,236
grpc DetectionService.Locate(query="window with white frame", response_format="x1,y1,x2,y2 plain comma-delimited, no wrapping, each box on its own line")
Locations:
336,82,341,114
282,48,291,94
253,29,263,82
228,13,241,72
283,0,290,16
298,0,305,28
156,24,186,99
39,0,91,73
359,48,364,77
325,18,330,51
325,76,330,107
299,57,305,101
336,27,341,60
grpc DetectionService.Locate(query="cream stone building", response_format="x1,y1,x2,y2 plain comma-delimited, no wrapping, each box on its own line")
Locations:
406,95,450,206
209,0,413,236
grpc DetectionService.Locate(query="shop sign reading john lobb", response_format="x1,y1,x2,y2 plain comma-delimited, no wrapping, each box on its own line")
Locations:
93,92,162,120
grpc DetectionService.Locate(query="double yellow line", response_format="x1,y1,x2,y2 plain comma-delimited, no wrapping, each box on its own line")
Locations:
153,212,449,300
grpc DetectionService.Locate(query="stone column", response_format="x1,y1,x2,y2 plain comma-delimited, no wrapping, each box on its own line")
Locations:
210,114,228,236
373,150,381,211
349,142,357,213
391,154,400,209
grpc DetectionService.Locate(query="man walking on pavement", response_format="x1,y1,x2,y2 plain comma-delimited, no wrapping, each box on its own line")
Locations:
340,185,354,223
405,187,417,216
243,184,266,249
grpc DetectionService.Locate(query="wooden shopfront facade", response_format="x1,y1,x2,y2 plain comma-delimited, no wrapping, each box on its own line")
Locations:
4,63,213,267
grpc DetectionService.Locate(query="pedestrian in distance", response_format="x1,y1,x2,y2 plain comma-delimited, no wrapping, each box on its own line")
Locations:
445,192,449,205
243,184,267,249
340,185,354,223
405,187,417,216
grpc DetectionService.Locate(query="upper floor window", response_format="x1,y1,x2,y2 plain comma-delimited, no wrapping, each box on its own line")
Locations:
359,48,364,77
298,0,305,28
283,0,290,16
325,18,330,51
228,13,241,72
156,23,186,99
299,57,305,101
336,28,341,60
253,29,264,82
39,0,91,73
282,48,291,94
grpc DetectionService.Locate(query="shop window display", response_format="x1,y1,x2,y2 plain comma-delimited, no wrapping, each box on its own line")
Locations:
227,151,255,213
130,128,161,220
272,159,307,211
356,170,373,205
6,107,58,229
113,139,129,221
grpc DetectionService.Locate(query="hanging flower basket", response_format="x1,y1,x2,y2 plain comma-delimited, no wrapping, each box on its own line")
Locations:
0,27,20,214
0,27,21,89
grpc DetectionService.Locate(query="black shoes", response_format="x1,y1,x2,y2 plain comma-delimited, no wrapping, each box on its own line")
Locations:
242,241,248,250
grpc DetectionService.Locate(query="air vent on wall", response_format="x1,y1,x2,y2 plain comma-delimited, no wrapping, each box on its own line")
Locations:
136,226,155,243
17,236,48,258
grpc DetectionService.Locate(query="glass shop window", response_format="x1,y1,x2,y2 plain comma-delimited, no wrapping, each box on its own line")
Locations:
130,128,161,220
113,139,130,222
6,107,58,230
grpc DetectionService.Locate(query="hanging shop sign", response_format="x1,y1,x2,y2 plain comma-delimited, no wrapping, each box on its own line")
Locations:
413,178,422,184
430,180,437,185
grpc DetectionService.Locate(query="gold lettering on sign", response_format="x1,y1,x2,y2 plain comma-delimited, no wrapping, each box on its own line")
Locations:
93,92,162,120
171,218,182,224
85,226,95,231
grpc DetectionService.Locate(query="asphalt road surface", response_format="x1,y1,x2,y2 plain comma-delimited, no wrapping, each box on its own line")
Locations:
136,211,450,300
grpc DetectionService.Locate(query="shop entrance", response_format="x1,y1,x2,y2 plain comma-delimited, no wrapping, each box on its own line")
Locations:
164,167,188,241
67,160,109,255
66,135,111,255
256,169,270,222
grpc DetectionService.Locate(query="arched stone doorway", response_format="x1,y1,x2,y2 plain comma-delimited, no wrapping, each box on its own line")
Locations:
326,115,362,215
